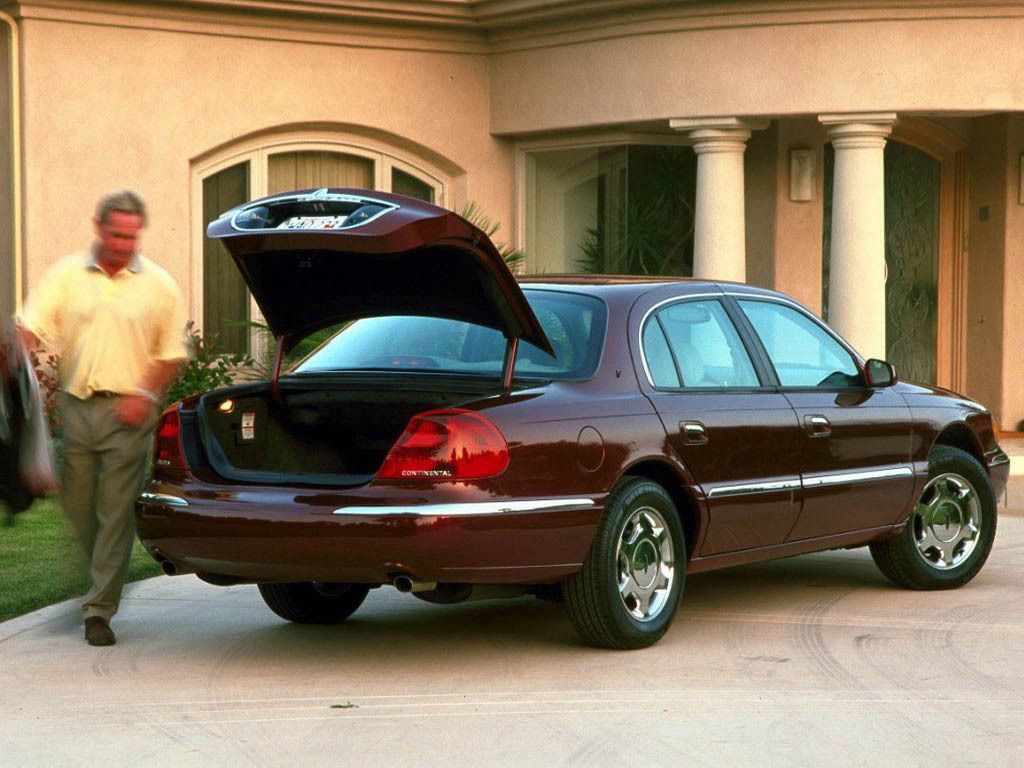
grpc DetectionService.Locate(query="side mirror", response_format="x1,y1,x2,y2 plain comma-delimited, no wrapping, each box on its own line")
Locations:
865,358,897,387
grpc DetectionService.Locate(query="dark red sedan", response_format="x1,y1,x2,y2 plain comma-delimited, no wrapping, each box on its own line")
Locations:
136,189,1010,649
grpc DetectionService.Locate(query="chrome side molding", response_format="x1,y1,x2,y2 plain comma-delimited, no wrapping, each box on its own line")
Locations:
802,466,913,488
334,498,596,517
138,492,189,507
707,466,913,499
708,479,802,498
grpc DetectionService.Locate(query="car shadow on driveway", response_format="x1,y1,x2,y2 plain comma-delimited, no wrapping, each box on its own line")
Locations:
107,549,896,667
683,548,890,605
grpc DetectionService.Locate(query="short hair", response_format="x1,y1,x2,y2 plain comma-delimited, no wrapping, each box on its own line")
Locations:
95,189,148,226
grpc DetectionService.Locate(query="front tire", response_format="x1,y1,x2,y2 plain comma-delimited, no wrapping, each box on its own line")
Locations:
565,477,685,649
258,582,370,624
870,446,997,590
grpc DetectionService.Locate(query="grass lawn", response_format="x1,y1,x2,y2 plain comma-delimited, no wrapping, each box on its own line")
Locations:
0,498,161,623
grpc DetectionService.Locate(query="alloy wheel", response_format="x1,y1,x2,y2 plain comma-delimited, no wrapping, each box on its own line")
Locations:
615,505,676,622
911,472,982,570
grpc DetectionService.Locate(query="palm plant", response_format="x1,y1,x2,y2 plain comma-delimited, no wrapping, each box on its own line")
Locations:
577,146,695,277
460,201,524,270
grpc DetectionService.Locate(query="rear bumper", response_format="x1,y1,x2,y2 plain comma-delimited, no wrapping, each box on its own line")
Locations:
135,483,603,585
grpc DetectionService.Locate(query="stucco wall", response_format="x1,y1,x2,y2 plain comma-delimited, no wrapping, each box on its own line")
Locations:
491,11,1024,135
738,118,825,314
1002,115,1024,431
965,116,1006,419
17,14,512,315
744,123,776,291
0,26,12,320
772,118,825,315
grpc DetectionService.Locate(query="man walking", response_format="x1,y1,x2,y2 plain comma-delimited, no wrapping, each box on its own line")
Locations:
18,190,187,646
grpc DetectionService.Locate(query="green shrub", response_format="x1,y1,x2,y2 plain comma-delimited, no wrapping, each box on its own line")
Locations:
164,322,253,405
28,350,61,432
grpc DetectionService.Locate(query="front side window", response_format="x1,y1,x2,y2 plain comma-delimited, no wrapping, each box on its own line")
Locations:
296,290,606,381
739,300,861,388
644,300,759,388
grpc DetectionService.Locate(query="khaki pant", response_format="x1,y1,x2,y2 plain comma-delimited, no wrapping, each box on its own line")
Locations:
60,393,155,622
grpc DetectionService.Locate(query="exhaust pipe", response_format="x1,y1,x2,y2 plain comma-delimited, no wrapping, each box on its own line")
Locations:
151,550,192,577
392,575,438,593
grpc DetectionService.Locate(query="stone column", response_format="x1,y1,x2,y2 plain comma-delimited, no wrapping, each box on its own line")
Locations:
670,117,767,282
818,113,896,360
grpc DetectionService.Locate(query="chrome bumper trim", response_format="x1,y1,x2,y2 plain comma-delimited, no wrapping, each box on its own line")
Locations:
802,466,913,488
989,452,1010,468
333,498,597,517
708,479,801,498
138,492,189,507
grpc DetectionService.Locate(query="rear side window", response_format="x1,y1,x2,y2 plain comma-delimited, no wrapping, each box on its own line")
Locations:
738,299,861,388
642,321,681,388
643,299,759,388
296,290,607,380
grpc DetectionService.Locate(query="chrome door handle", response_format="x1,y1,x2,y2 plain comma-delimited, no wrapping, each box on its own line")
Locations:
805,414,832,437
681,421,708,445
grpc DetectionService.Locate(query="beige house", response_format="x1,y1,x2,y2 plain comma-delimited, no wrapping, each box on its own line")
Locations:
1,0,1022,429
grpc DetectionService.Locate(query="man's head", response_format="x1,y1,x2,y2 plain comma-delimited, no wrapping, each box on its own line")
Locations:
93,189,147,272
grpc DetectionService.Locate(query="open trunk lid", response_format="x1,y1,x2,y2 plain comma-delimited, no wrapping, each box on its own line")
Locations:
207,188,552,355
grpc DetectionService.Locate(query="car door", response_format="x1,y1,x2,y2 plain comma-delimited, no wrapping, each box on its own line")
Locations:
638,295,803,556
731,295,915,539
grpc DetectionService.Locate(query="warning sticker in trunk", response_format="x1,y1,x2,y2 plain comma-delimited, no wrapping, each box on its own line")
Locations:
241,412,256,441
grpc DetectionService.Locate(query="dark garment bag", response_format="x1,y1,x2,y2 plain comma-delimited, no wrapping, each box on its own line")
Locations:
0,327,54,519
0,376,35,513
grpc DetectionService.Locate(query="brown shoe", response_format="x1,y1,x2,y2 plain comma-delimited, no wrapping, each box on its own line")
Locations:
84,617,116,647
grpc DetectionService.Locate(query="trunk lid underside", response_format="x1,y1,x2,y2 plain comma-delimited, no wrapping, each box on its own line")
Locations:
207,188,552,355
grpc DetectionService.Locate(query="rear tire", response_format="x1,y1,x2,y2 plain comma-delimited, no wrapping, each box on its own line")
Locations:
258,582,370,624
565,477,685,649
870,446,997,590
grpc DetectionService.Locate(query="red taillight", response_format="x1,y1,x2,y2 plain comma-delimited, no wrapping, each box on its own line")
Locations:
377,409,509,480
154,406,188,472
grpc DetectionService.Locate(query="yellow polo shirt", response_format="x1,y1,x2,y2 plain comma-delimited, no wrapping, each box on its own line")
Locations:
17,250,188,400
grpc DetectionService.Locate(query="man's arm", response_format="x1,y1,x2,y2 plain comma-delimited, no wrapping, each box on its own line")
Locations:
18,326,40,354
137,358,185,404
141,359,183,397
112,359,184,426
16,260,63,354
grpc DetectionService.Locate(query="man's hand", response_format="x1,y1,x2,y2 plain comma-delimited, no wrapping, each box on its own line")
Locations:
19,464,60,496
114,394,156,426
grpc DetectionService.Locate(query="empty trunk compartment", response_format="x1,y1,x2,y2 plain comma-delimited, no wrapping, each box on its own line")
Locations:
196,375,503,486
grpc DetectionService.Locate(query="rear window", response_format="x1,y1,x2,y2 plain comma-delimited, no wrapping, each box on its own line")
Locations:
295,290,607,380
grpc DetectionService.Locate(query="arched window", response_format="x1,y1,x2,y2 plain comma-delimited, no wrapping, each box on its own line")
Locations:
195,139,445,353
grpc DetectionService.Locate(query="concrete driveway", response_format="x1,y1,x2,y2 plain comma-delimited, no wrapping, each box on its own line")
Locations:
3,474,1023,767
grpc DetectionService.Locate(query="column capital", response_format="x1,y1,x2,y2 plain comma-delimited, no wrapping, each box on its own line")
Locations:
819,112,897,149
670,117,769,154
